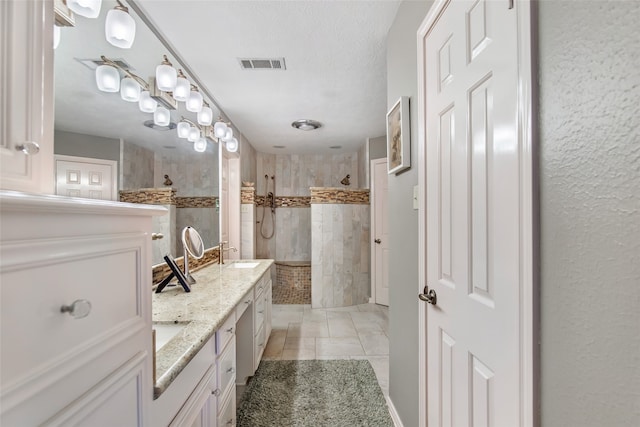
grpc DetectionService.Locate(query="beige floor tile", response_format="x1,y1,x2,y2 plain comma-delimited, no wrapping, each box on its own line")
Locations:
281,347,316,360
263,329,286,358
316,337,365,357
359,333,389,356
328,317,358,337
302,309,328,322
283,336,316,351
287,321,330,338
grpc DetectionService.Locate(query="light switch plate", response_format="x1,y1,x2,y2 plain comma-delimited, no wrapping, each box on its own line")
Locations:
413,185,419,210
241,205,250,213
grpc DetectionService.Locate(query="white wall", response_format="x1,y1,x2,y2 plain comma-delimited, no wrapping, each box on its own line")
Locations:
386,2,432,426
538,2,640,425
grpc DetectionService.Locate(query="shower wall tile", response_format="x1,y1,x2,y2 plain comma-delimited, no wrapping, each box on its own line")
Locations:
311,202,370,308
151,204,175,265
241,204,255,259
121,141,154,189
154,147,219,197
176,207,218,250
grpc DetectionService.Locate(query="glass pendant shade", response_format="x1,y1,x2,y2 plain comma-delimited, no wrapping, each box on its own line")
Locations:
173,76,190,102
226,137,238,153
187,127,200,142
105,8,136,49
214,121,228,138
67,0,102,18
53,25,60,49
95,65,120,92
197,106,213,126
120,77,140,102
223,127,233,141
156,63,177,92
138,90,157,113
154,107,170,127
186,90,203,113
194,137,207,153
177,122,190,139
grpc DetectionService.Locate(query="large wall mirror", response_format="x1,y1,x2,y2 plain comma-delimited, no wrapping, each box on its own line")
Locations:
53,0,220,265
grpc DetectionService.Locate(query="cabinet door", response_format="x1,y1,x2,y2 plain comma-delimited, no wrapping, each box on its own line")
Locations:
170,365,217,427
0,0,54,194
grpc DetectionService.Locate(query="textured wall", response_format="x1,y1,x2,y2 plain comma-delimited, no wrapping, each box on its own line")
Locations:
538,1,640,425
153,147,219,197
311,203,370,308
240,136,257,185
121,140,154,190
386,2,432,426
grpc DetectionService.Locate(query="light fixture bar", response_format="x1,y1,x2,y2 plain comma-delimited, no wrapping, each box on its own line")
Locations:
100,55,148,89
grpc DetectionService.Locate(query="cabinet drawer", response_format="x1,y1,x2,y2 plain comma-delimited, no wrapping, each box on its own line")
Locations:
216,335,236,404
254,292,266,332
253,324,266,372
215,312,236,355
0,234,147,399
254,275,267,297
217,387,236,427
235,290,253,320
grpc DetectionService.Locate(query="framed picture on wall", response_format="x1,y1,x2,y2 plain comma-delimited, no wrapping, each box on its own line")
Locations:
386,96,411,175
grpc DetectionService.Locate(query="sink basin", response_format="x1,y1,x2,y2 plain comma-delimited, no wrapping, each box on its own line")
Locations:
153,322,189,351
230,262,260,269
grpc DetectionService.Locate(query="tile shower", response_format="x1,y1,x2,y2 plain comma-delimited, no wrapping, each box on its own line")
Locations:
245,152,370,307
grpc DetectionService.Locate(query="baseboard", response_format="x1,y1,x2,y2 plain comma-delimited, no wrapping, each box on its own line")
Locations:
369,297,374,304
385,395,404,427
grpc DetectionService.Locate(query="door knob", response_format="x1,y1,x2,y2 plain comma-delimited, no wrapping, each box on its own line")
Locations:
418,286,437,305
374,239,381,244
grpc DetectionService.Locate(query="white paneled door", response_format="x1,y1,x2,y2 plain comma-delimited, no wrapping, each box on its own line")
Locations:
55,155,117,200
418,0,535,426
372,158,390,306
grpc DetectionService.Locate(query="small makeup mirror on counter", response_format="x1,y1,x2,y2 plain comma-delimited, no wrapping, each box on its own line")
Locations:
182,226,204,284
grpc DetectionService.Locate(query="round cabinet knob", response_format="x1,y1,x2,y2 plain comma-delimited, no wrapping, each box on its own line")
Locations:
151,233,164,240
212,388,221,396
15,141,40,155
227,366,235,374
60,299,92,319
374,239,381,244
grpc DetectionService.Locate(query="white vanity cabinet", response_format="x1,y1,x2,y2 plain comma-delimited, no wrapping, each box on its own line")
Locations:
236,271,273,384
0,0,55,194
0,192,164,426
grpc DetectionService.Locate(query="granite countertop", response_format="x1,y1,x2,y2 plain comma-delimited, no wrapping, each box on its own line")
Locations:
152,259,274,398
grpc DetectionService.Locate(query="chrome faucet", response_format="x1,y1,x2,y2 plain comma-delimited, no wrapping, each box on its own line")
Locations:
218,241,238,264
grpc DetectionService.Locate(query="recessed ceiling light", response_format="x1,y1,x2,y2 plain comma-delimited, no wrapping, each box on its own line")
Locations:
329,145,342,149
291,119,321,131
273,145,286,149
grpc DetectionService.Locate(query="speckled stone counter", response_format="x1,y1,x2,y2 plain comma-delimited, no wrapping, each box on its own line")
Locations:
152,259,274,398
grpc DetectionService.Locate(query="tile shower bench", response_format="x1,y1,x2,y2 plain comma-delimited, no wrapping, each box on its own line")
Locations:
150,259,273,426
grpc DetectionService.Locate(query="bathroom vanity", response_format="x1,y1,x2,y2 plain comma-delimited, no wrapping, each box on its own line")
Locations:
151,260,273,426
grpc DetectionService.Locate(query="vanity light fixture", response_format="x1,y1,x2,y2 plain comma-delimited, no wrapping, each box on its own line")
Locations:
173,69,190,102
138,90,157,113
187,126,200,142
186,85,204,113
53,25,61,49
67,0,102,19
120,76,140,102
222,127,233,142
95,64,120,92
197,101,213,126
105,0,136,49
193,137,207,153
177,121,190,139
225,137,238,153
154,106,171,127
214,117,229,138
155,55,177,92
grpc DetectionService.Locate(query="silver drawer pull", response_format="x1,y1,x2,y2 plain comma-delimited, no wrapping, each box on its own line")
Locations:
227,366,235,374
151,233,164,240
226,419,233,426
212,388,221,396
258,310,264,314
15,141,40,155
245,300,251,305
258,342,264,348
60,299,92,319
226,327,234,333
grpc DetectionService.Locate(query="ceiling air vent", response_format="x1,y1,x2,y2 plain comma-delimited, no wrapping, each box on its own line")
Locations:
75,57,133,71
238,57,286,70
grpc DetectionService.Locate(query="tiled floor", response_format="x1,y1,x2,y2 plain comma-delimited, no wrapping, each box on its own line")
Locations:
263,303,389,396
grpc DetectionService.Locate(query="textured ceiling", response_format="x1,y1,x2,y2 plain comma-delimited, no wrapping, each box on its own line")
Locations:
136,0,401,154
54,1,400,156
